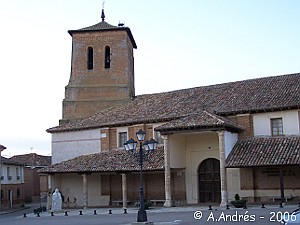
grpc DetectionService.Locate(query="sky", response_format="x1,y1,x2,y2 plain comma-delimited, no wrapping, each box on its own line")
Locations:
0,0,299,157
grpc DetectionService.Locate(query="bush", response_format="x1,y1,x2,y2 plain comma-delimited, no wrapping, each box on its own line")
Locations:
33,207,47,214
231,194,246,208
234,194,240,201
134,199,152,209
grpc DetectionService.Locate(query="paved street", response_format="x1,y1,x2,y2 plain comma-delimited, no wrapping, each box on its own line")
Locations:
0,204,299,225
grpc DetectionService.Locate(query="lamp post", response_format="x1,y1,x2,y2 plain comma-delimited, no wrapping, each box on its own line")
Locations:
0,144,7,212
124,129,157,223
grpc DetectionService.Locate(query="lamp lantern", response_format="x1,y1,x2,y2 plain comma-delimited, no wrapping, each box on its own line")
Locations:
125,138,137,151
136,129,146,142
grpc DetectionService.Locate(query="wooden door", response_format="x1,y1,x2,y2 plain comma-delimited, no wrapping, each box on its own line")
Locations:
198,158,221,203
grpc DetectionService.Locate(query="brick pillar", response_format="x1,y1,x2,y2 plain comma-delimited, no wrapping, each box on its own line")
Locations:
218,131,228,207
236,114,253,139
100,128,110,152
163,135,172,207
82,174,88,209
122,173,127,208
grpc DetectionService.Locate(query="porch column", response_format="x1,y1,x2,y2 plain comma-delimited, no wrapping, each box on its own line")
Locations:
82,174,88,209
47,174,52,210
162,135,172,207
121,173,128,208
218,131,228,207
279,168,285,202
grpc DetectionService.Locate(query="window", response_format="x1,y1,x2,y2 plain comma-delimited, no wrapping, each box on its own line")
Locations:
105,46,111,68
271,118,283,136
17,188,20,198
119,132,127,147
16,167,20,180
7,167,12,180
156,131,163,144
87,47,93,70
8,190,12,201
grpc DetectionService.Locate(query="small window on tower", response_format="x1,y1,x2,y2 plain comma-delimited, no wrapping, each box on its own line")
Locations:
87,47,93,70
105,46,111,69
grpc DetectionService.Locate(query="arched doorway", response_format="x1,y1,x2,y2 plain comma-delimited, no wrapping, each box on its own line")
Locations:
198,158,221,203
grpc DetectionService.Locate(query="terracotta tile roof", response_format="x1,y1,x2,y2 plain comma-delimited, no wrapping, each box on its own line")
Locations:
226,136,300,168
76,21,118,31
68,21,137,48
10,153,51,167
39,147,164,173
1,156,24,166
155,111,244,133
47,73,300,133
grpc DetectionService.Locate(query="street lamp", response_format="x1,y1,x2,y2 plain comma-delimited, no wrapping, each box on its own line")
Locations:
124,129,157,222
0,144,7,212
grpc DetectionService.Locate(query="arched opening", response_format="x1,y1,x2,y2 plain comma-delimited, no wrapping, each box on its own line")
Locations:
87,47,93,70
105,46,111,68
198,158,221,203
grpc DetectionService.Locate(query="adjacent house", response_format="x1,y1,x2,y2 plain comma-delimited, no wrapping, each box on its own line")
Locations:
10,153,51,203
0,156,25,210
40,10,300,208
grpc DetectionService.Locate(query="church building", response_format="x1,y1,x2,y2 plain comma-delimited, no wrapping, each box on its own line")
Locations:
40,9,300,208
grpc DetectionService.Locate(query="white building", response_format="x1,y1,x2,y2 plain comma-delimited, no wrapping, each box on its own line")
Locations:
40,10,300,208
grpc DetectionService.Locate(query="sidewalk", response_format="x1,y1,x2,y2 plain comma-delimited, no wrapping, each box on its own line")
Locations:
20,203,300,218
0,203,39,216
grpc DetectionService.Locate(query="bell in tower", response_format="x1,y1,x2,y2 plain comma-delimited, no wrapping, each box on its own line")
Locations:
61,9,137,123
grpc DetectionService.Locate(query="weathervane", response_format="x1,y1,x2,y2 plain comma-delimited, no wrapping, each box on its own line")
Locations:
101,0,105,21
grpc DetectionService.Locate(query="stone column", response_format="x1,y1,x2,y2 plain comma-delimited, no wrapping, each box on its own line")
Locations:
121,173,128,208
162,135,172,207
47,174,52,210
218,131,228,207
82,174,88,209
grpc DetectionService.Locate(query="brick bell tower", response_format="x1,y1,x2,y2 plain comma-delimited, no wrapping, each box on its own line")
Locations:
61,9,137,123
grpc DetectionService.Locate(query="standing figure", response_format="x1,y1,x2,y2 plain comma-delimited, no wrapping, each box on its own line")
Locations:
52,188,62,212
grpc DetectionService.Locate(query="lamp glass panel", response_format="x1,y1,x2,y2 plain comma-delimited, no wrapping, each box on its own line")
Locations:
127,138,137,151
136,129,146,141
147,138,158,151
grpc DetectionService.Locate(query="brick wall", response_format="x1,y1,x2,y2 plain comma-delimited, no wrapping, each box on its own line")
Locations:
39,174,48,193
62,30,135,122
23,168,34,202
172,170,186,204
109,128,117,150
100,129,110,152
1,183,25,209
101,173,165,204
230,114,254,139
144,173,165,200
101,124,156,152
